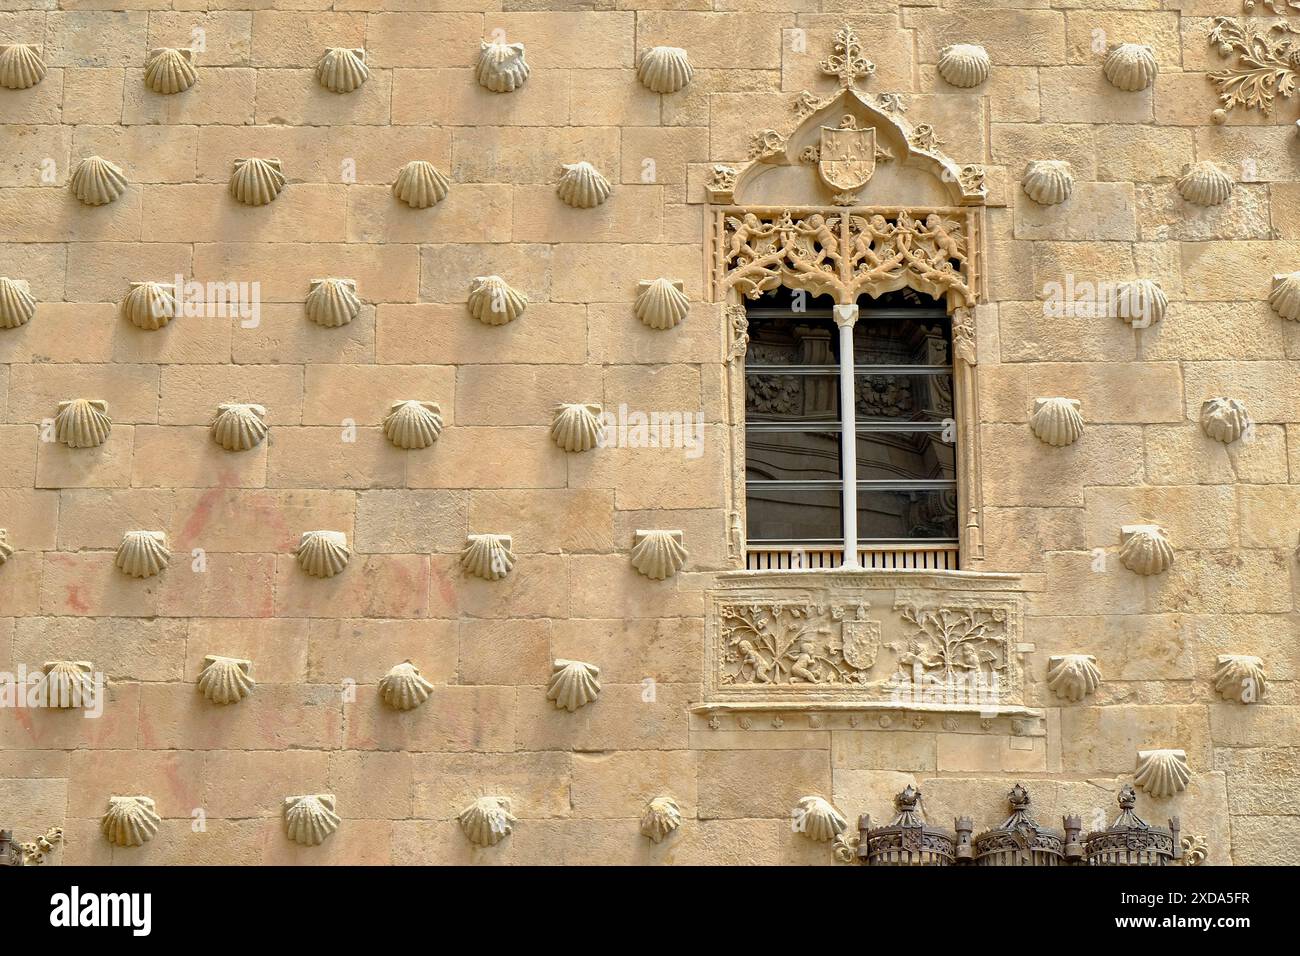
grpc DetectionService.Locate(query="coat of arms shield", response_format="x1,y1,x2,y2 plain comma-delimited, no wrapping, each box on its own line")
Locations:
818,115,876,192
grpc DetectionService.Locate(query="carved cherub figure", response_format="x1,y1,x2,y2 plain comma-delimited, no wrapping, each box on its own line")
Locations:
790,636,822,683
923,213,965,265
724,212,771,262
734,639,772,683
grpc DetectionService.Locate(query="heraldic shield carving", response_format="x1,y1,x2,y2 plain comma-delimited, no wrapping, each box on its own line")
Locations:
818,115,875,193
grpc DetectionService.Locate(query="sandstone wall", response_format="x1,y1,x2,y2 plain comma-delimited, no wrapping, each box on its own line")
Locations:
0,2,1295,865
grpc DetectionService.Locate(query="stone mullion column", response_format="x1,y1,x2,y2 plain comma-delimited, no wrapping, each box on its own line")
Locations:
833,303,859,569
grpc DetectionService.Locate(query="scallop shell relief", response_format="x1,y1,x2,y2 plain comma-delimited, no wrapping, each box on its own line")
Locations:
305,277,361,328
477,40,530,93
1119,524,1173,576
1102,43,1157,92
550,403,603,453
461,533,514,581
383,400,443,450
1134,749,1191,798
230,158,285,206
1269,272,1300,322
316,48,368,94
635,278,689,330
102,796,161,848
115,530,170,579
546,659,601,712
70,156,127,206
936,44,990,88
792,796,848,843
1029,398,1084,448
40,661,95,709
1115,279,1167,327
379,660,435,712
144,47,197,95
0,44,46,90
296,530,350,578
1176,162,1232,207
1213,654,1267,704
467,275,527,325
1047,654,1102,702
121,281,176,331
630,530,687,580
458,796,516,848
1201,398,1250,444
197,655,254,705
210,403,268,452
556,161,611,208
283,794,340,847
640,797,682,844
54,399,111,448
1022,160,1074,206
0,276,35,329
392,160,449,209
638,46,693,94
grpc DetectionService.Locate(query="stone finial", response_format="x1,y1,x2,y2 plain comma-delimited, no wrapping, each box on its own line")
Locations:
393,160,449,209
637,46,693,94
1176,161,1233,207
546,659,601,712
1047,654,1102,702
476,40,530,93
792,796,848,842
630,529,688,580
1119,524,1173,576
229,157,285,206
54,399,111,448
296,530,350,578
1022,160,1074,205
102,796,161,847
144,47,197,95
383,400,443,450
210,403,268,452
1134,749,1191,798
550,403,603,453
197,655,254,705
1029,398,1084,447
283,794,339,846
1200,398,1250,444
316,48,368,93
640,797,682,843
1214,654,1267,704
467,274,528,325
634,278,689,330
0,43,46,90
1115,279,1167,327
461,533,514,581
1103,43,1157,92
1269,272,1300,322
379,660,434,711
39,661,95,709
70,156,127,206
458,796,516,847
556,161,611,208
305,277,360,328
121,281,176,331
936,44,990,88
0,276,35,329
115,530,170,579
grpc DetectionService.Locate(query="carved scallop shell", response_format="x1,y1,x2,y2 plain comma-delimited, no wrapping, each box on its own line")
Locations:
477,40,530,93
461,533,514,581
379,660,434,712
197,655,254,705
0,276,35,329
210,402,268,452
556,161,611,209
121,281,176,331
0,529,12,567
458,796,516,848
635,278,689,330
549,403,603,453
305,277,360,328
1029,398,1084,448
1119,524,1173,576
937,44,990,89
39,661,95,709
230,157,285,206
640,796,682,844
792,796,848,843
1176,161,1233,207
1103,43,1157,92
1115,279,1167,327
630,529,688,581
392,160,449,209
467,275,527,326
283,794,339,847
1022,160,1074,206
638,46,693,94
115,530,170,579
0,44,46,90
1214,654,1267,704
102,796,160,848
1047,654,1102,702
144,47,196,95
296,530,350,578
54,399,111,448
1200,397,1250,444
383,400,443,450
70,156,127,206
1269,272,1300,322
1134,749,1191,798
316,47,368,94
546,659,601,712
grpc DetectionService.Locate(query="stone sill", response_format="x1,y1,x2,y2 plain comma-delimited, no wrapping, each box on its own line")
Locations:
690,701,1046,738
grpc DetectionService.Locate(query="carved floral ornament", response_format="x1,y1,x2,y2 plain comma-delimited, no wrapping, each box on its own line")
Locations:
1207,17,1300,123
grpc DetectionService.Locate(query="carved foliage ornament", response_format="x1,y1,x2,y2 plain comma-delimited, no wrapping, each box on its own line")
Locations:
1207,18,1300,122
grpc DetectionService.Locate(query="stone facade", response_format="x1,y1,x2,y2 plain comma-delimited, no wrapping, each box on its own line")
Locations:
0,3,1296,866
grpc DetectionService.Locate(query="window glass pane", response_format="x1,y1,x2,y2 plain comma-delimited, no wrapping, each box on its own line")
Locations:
746,428,841,482
747,486,842,542
746,373,840,422
854,430,955,482
852,318,950,366
854,371,953,423
744,314,839,367
857,488,959,540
